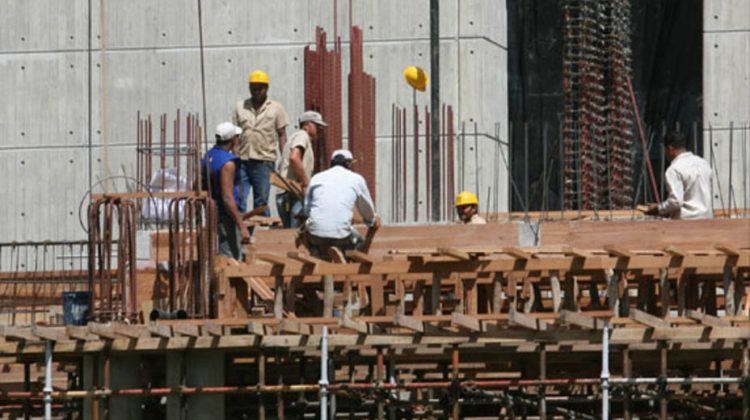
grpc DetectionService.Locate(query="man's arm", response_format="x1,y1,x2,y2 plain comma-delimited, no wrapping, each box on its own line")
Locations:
354,177,376,226
220,161,251,243
657,168,684,216
277,127,287,153
289,146,308,189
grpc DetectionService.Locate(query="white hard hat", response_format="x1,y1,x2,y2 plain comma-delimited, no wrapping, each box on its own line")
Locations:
215,122,242,141
331,149,353,161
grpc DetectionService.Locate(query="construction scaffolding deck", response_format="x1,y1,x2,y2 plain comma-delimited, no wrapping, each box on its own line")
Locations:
0,218,748,419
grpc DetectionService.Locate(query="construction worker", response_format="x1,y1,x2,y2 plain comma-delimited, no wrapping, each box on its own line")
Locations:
275,111,327,228
644,131,713,219
455,191,487,224
232,70,289,216
201,122,251,259
300,149,380,259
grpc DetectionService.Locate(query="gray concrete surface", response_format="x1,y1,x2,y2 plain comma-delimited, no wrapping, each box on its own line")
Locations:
0,0,508,241
703,0,750,212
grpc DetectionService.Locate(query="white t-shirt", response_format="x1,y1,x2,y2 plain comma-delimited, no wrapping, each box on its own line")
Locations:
658,151,713,220
304,166,376,239
278,130,314,184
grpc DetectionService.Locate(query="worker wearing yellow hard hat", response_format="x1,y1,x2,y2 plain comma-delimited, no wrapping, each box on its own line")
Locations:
403,66,429,91
231,69,290,216
455,191,487,224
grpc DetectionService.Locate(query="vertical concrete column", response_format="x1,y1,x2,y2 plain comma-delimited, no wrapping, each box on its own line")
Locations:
185,350,225,420
109,354,143,420
166,352,184,420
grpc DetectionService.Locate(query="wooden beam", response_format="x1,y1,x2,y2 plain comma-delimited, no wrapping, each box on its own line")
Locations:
393,313,424,333
714,243,740,257
278,319,312,335
112,324,149,339
603,245,634,258
254,253,288,266
629,309,671,329
247,322,267,336
346,250,376,264
562,247,592,259
202,323,223,337
87,323,117,340
560,310,601,330
663,245,689,258
340,316,369,334
148,324,172,338
509,309,549,331
287,251,325,265
66,326,91,341
34,327,68,342
684,309,731,327
0,326,35,341
502,247,529,260
437,247,471,261
451,312,482,332
172,323,201,337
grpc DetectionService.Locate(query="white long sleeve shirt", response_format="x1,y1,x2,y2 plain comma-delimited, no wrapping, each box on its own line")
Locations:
658,151,713,220
304,166,376,238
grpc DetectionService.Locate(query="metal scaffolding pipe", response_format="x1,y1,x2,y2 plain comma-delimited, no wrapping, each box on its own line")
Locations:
43,340,52,420
320,326,329,420
601,321,609,420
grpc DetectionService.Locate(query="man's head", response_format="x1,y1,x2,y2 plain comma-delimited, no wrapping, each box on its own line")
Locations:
663,131,687,162
298,111,328,140
330,149,354,169
248,70,269,103
455,191,479,223
215,122,242,152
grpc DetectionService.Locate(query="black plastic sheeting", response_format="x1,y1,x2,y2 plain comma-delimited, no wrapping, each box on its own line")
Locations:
506,0,703,212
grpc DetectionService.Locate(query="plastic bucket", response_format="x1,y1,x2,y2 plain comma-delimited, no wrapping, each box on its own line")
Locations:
62,291,91,326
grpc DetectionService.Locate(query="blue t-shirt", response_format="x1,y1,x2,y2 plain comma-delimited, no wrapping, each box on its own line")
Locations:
201,146,244,213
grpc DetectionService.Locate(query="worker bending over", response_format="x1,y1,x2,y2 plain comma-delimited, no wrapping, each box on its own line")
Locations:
276,111,327,228
301,149,380,258
645,131,713,220
201,122,251,259
232,70,289,216
455,191,487,224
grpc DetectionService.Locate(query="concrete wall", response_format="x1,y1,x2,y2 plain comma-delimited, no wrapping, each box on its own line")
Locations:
703,0,750,212
0,0,508,241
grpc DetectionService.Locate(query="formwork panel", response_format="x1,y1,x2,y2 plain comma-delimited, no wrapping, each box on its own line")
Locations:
459,0,508,48
457,38,508,136
703,31,750,128
0,0,89,52
704,0,750,32
703,127,750,214
201,0,313,45
0,148,89,241
100,0,199,49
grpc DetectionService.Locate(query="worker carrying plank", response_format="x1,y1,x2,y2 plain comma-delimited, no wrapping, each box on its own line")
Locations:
455,191,487,224
298,149,380,259
232,70,289,217
644,131,713,220
275,111,327,228
201,122,251,259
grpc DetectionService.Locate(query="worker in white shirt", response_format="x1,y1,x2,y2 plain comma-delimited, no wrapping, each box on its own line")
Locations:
645,131,713,220
276,111,327,228
300,149,380,258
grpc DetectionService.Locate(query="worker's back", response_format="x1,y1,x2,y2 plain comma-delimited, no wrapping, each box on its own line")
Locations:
305,166,374,239
664,152,713,220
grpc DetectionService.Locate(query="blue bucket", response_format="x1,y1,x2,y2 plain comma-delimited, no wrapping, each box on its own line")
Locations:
62,291,91,326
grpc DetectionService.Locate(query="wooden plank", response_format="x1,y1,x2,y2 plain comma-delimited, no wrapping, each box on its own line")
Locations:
278,319,312,335
509,309,549,331
287,251,325,265
33,327,68,342
255,253,288,266
560,310,600,330
66,326,91,341
451,312,482,332
346,250,376,264
148,324,172,338
0,326,35,341
684,309,731,327
172,323,201,337
87,323,117,340
112,324,149,339
247,322,267,336
714,243,740,256
603,245,634,258
202,323,223,337
339,316,369,334
502,247,529,260
437,247,471,261
393,313,424,333
663,245,689,258
629,309,671,329
562,247,592,259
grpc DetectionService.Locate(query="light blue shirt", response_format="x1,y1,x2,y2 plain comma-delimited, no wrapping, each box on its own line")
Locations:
304,166,376,239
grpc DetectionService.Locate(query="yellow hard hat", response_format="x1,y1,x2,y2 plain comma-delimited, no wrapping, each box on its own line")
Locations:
248,70,269,84
455,191,479,207
403,66,429,91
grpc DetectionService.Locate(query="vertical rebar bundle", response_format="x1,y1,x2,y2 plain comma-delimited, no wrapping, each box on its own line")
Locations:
349,26,377,201
562,0,634,211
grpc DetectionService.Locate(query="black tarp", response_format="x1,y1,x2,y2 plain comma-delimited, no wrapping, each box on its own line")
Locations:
507,0,703,211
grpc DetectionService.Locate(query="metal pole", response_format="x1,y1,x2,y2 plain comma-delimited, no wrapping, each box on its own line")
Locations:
320,326,329,420
44,341,52,420
601,321,609,420
430,0,441,221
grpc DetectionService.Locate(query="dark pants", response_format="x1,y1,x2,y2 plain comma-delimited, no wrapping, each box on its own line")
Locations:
217,212,242,260
239,159,273,216
276,193,303,228
305,231,364,259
